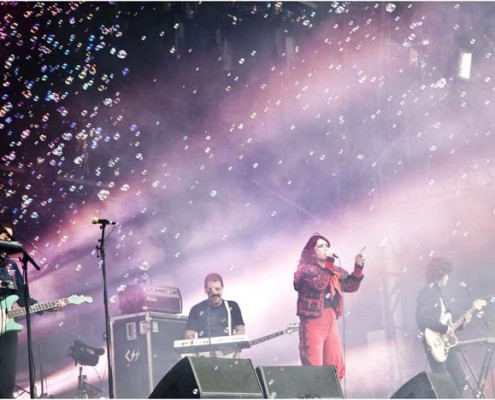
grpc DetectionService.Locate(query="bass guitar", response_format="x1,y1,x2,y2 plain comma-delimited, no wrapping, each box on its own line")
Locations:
250,322,299,347
424,298,487,362
0,294,93,335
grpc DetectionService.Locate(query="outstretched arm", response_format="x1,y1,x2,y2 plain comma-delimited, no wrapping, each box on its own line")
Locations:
341,247,366,292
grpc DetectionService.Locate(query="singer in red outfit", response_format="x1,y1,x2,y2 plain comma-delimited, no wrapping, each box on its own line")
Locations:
294,233,366,379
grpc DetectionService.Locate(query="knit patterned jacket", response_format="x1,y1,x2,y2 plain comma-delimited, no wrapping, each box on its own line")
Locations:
294,260,364,319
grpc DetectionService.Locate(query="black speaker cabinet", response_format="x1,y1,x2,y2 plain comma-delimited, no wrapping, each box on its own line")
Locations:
149,357,264,398
111,312,188,398
255,365,343,399
391,371,461,398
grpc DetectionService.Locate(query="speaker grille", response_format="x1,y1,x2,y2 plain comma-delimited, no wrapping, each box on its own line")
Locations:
150,357,263,398
256,365,343,399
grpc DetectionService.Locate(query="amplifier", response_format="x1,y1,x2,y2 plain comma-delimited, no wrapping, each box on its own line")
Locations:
119,285,182,314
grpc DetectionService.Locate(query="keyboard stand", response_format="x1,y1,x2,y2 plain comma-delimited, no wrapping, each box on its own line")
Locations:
458,344,494,398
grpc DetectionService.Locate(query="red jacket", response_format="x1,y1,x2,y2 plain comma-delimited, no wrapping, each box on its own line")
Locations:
294,260,364,319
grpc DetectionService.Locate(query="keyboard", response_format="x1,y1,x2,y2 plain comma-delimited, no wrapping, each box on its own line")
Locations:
173,334,251,354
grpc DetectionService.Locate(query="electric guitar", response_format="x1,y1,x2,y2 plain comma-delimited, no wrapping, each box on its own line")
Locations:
424,298,487,362
0,294,93,335
175,322,299,359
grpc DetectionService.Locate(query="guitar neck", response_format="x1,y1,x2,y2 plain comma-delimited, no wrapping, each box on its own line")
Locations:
250,330,285,346
8,297,68,318
452,305,477,332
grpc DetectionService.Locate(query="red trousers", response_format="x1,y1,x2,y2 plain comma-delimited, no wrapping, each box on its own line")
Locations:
298,307,345,379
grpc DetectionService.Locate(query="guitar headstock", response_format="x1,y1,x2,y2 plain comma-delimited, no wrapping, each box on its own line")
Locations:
67,295,94,305
473,298,487,311
284,322,300,335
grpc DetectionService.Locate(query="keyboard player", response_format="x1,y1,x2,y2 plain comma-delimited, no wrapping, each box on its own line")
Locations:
183,272,245,357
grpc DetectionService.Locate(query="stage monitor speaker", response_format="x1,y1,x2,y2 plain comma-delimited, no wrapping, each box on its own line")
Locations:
256,365,343,399
391,371,461,398
149,357,264,398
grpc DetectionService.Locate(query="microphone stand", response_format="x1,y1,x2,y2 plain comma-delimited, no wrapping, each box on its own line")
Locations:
20,250,40,399
38,341,48,398
95,222,114,398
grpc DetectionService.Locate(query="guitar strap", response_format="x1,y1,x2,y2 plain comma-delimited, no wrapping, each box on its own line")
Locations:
439,293,451,326
224,300,232,335
0,297,6,334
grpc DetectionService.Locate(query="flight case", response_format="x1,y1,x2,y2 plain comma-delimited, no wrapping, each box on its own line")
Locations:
111,311,188,398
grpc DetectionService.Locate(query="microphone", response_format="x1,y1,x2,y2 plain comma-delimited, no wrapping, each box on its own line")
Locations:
0,240,24,255
91,217,117,225
326,253,339,260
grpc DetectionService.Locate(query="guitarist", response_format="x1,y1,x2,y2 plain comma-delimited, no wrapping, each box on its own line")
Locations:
416,257,472,395
0,222,63,398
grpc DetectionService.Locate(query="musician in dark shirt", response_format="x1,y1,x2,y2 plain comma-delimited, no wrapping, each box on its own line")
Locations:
0,224,38,398
0,223,65,398
184,273,245,340
416,257,472,395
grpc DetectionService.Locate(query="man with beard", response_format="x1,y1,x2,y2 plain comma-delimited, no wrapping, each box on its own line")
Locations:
184,273,245,352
